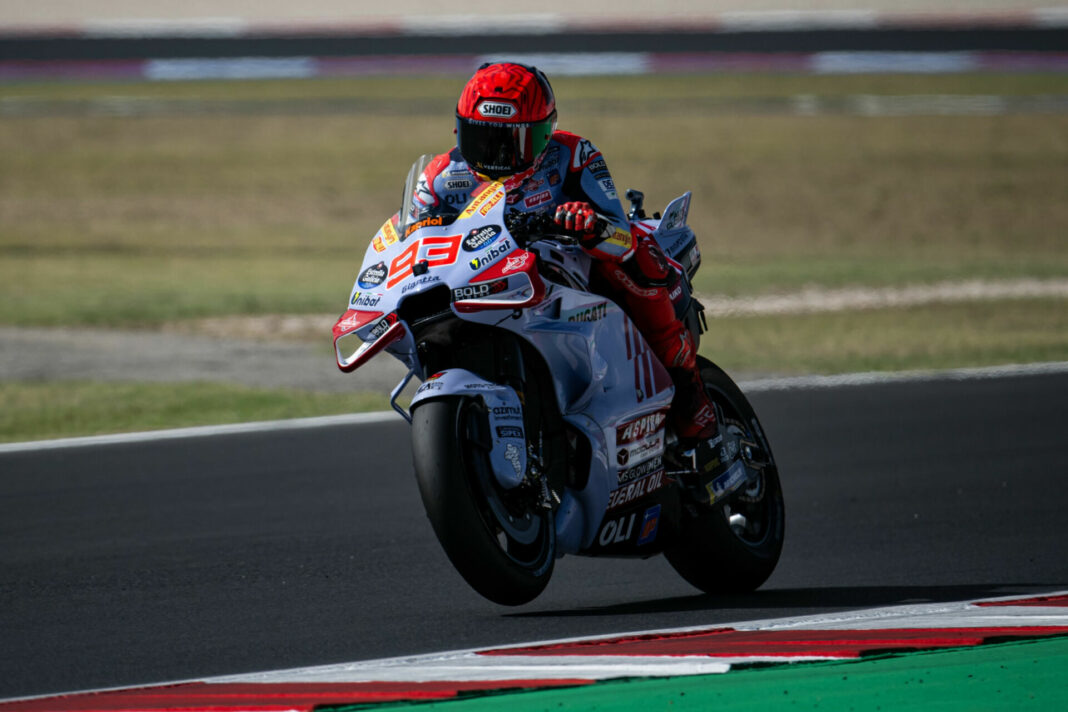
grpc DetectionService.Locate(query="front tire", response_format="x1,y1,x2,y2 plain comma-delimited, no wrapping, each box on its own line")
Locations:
666,358,785,593
411,397,554,606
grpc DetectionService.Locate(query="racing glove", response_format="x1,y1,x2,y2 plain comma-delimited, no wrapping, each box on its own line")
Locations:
553,201,608,248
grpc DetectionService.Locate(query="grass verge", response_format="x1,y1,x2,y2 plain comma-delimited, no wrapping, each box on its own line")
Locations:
2,298,1065,443
1,74,1065,327
0,381,389,444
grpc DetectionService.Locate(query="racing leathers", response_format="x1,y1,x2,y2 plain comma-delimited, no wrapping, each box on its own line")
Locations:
414,130,717,442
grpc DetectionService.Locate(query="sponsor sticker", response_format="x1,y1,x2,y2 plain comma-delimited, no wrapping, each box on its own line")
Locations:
502,251,532,274
491,405,522,421
637,504,661,546
462,224,503,252
335,311,363,334
479,188,504,216
350,291,383,308
706,460,747,504
617,411,668,445
357,261,388,289
368,313,398,339
415,380,443,394
598,512,636,547
445,178,473,191
524,190,552,208
564,302,608,323
404,214,454,239
603,226,634,251
401,274,441,294
618,455,663,484
460,183,504,219
607,470,666,510
504,443,523,477
452,279,508,301
477,101,516,118
468,239,513,271
496,426,524,439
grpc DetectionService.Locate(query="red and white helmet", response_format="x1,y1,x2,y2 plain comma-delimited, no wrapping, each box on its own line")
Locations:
456,62,557,179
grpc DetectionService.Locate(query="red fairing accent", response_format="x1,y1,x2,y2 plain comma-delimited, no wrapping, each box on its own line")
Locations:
336,321,405,373
454,249,546,313
469,248,537,282
332,309,383,340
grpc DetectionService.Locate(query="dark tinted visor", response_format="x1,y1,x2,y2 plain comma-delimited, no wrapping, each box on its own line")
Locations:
456,112,556,178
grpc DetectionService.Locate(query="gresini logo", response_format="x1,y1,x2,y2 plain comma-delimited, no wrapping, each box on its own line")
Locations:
477,101,516,118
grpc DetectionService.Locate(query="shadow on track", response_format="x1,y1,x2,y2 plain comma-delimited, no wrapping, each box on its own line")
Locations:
507,583,1066,619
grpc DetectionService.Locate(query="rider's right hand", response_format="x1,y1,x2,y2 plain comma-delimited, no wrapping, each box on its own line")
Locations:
553,201,610,249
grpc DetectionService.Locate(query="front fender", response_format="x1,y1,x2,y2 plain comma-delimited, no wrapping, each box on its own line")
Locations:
411,369,527,489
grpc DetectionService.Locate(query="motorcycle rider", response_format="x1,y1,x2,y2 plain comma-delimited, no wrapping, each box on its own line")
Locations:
412,61,717,442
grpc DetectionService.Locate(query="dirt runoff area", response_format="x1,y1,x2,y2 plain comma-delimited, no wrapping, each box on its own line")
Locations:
2,278,1064,395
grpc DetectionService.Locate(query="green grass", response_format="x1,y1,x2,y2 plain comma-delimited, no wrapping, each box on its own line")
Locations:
2,74,1065,327
708,298,1068,376
0,381,390,444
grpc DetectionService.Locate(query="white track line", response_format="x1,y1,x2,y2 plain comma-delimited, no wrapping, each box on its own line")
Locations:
208,589,1068,684
2,362,1066,454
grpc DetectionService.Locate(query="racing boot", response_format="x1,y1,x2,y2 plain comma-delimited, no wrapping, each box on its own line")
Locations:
652,326,718,444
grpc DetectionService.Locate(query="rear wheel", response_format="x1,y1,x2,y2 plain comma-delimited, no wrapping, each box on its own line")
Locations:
411,397,554,606
666,358,785,593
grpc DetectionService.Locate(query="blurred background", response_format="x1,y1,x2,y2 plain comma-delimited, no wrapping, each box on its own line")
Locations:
1,1,1066,442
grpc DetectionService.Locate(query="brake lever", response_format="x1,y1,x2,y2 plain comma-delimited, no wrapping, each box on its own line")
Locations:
506,209,578,247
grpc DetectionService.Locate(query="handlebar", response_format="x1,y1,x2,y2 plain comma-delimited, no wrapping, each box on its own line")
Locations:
505,209,607,249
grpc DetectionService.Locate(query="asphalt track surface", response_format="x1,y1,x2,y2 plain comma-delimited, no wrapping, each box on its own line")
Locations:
2,371,1066,700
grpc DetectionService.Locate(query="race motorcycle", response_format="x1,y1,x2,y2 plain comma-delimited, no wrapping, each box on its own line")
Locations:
333,155,784,605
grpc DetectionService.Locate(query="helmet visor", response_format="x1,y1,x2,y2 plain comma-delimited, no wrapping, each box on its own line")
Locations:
456,112,556,178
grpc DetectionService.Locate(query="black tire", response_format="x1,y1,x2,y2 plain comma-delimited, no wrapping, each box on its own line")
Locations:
665,357,785,593
411,397,554,606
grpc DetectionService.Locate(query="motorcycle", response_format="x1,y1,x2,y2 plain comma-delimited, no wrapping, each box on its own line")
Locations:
333,155,784,605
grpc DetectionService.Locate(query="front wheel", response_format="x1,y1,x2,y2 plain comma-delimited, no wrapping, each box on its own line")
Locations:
411,397,554,606
665,357,785,593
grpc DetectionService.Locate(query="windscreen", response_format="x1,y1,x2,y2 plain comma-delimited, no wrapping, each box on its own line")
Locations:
397,153,438,238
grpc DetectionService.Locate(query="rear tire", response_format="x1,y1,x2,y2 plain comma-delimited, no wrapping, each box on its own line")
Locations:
666,358,785,593
411,397,554,606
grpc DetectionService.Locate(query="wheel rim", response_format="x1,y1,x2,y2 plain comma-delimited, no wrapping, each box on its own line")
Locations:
711,404,778,551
